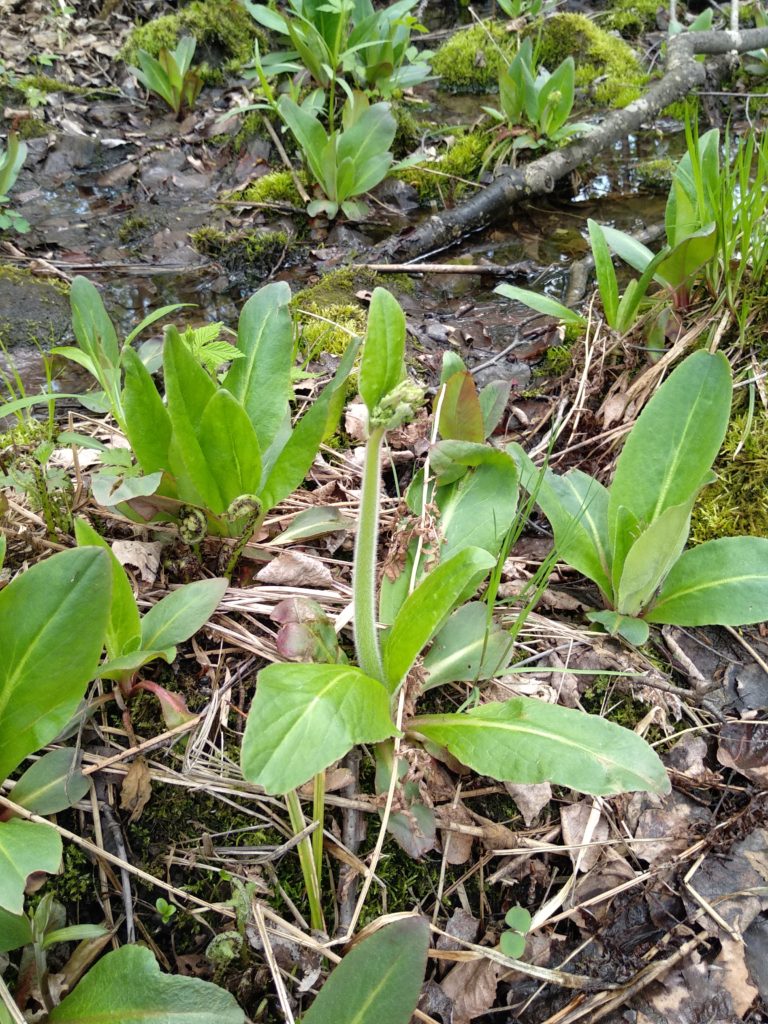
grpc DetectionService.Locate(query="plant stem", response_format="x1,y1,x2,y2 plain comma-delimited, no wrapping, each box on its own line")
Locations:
312,770,325,896
353,424,386,682
285,789,325,932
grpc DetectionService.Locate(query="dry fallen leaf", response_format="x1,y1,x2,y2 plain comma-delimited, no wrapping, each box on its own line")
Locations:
256,550,334,588
440,955,504,1024
112,540,163,583
504,781,552,826
120,757,152,823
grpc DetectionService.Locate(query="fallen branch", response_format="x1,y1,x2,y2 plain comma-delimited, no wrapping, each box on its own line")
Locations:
372,27,768,262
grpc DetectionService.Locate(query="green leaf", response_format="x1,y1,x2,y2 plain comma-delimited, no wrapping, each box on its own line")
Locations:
42,924,109,949
654,224,717,290
0,820,61,915
125,303,190,346
587,219,618,327
615,498,695,616
600,225,655,275
302,917,429,1024
278,96,329,185
422,602,513,689
140,578,228,652
69,276,120,384
223,282,293,451
645,537,768,626
359,288,406,416
11,748,89,815
410,697,670,795
0,905,33,953
271,506,354,545
164,329,223,511
337,102,396,195
198,389,262,507
500,931,526,958
382,547,496,692
504,906,532,932
0,548,111,783
495,284,586,327
75,519,141,661
97,649,175,680
478,379,510,439
607,351,732,580
122,347,172,476
510,444,612,599
241,664,397,794
0,535,5,570
259,338,360,510
587,609,650,645
49,944,245,1023
439,372,484,443
436,449,519,563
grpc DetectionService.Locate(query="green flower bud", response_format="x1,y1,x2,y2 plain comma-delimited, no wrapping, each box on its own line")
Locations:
369,379,425,430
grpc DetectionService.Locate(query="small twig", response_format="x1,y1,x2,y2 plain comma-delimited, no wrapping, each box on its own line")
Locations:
360,261,534,277
261,115,311,205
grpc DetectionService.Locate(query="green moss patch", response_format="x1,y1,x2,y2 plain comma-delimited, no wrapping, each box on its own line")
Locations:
635,157,676,192
690,410,768,544
398,129,487,205
236,170,306,207
121,0,262,79
532,13,646,107
603,0,660,39
432,21,517,93
190,226,295,280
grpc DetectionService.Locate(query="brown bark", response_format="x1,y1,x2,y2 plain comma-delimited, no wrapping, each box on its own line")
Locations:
371,27,768,263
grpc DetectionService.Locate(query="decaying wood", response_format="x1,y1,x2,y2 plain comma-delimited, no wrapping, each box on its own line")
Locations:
372,27,768,263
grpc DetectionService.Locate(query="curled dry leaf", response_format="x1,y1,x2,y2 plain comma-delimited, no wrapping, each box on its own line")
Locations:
717,719,768,786
120,756,152,823
256,551,334,589
112,540,163,583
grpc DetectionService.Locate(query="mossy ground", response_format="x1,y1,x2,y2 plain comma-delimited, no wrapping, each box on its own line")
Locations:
398,129,487,205
431,21,517,93
603,0,660,39
635,157,676,192
190,226,297,282
532,13,647,107
235,171,306,208
690,408,768,543
121,0,262,81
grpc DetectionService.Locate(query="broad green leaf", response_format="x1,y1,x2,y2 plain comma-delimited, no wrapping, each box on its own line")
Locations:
538,57,574,135
43,924,109,949
97,649,175,679
70,276,119,379
140,578,228,652
49,944,245,1023
302,917,429,1024
0,820,61,915
646,537,768,626
505,906,532,932
382,547,496,692
122,347,172,475
478,379,511,439
600,225,655,274
423,602,514,689
587,609,650,645
439,372,484,443
495,284,586,327
615,498,694,616
0,905,33,953
241,664,396,794
338,103,396,194
259,337,360,510
11,748,89,815
223,282,293,451
359,288,406,416
164,329,223,511
608,351,732,574
75,519,141,661
271,506,354,545
654,224,717,290
588,220,618,327
410,698,670,795
510,444,612,599
278,96,329,184
0,548,111,783
437,456,519,563
198,389,262,507
91,469,163,509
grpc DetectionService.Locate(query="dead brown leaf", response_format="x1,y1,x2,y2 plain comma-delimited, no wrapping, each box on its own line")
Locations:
256,551,334,588
120,757,152,823
503,781,552,826
112,540,163,583
440,955,504,1024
